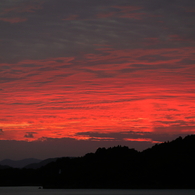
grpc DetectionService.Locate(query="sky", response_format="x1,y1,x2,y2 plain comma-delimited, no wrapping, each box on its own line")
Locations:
0,0,195,160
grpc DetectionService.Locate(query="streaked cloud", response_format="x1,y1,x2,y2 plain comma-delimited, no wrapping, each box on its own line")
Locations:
0,17,27,23
0,0,195,157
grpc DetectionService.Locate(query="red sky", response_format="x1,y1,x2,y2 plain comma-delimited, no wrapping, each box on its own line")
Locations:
0,0,195,160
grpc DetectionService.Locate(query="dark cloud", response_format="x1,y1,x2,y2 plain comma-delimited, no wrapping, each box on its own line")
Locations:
24,132,37,138
75,131,190,143
154,125,195,133
154,120,188,125
83,69,116,79
0,0,194,62
0,77,20,83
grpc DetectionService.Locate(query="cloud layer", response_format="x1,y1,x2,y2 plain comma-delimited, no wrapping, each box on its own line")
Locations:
0,0,195,157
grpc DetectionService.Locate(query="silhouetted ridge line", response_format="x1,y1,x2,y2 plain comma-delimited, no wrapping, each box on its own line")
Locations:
24,158,58,169
0,158,41,169
0,135,195,189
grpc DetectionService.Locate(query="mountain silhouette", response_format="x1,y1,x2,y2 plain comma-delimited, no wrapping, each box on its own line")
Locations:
0,158,41,169
24,158,58,169
0,135,195,188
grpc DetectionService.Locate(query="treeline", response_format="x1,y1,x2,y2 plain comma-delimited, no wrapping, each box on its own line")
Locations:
0,135,195,188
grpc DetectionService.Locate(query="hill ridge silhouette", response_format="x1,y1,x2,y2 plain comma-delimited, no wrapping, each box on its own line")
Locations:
0,158,41,169
0,134,195,188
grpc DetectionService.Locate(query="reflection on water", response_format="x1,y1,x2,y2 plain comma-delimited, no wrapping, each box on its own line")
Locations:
0,187,195,195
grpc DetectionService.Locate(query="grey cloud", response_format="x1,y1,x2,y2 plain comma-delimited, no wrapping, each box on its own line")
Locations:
137,54,177,63
32,80,54,87
25,73,40,77
68,117,87,120
75,130,191,143
177,58,195,65
83,68,116,78
154,125,195,133
77,131,140,141
24,132,37,138
119,61,185,74
1,0,194,63
155,120,188,125
0,65,10,71
185,116,195,119
54,73,73,78
20,64,40,68
38,104,111,110
8,101,41,106
38,67,58,72
0,77,20,83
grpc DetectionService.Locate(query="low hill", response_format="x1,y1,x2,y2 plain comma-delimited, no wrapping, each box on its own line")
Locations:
0,158,41,169
0,135,195,188
24,158,58,169
41,135,195,189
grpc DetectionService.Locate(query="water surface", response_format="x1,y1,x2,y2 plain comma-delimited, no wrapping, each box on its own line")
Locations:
0,187,195,195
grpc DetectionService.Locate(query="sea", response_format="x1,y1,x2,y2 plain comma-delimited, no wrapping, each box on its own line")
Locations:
0,187,195,195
